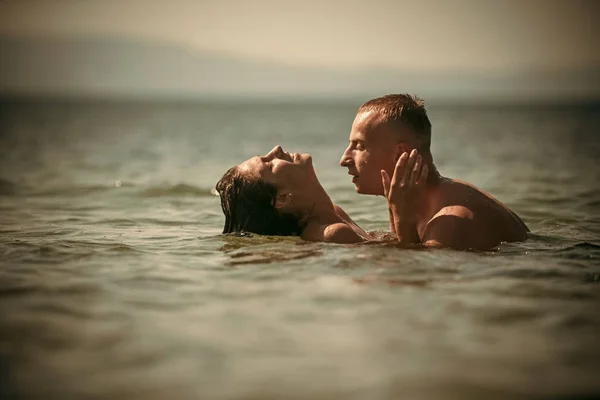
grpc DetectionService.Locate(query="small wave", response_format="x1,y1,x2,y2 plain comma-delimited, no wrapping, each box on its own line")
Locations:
0,241,95,264
584,199,600,208
28,182,134,197
136,218,198,227
500,236,600,260
88,218,138,226
101,243,142,254
8,182,215,198
137,183,214,198
577,187,600,199
219,233,303,248
225,246,322,266
556,242,600,261
0,178,17,195
519,196,572,206
60,239,142,252
217,234,317,265
493,267,574,280
565,242,600,251
353,276,431,287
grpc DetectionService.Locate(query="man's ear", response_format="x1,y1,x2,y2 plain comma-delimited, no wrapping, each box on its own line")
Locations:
275,192,293,209
395,142,411,161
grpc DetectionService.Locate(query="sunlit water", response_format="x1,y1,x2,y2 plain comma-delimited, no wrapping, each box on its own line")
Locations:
1,99,599,400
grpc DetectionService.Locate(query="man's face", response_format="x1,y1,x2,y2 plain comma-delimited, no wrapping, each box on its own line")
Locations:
339,111,400,196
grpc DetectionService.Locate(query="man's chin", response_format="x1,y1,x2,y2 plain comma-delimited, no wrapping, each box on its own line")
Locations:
354,183,383,196
354,185,376,195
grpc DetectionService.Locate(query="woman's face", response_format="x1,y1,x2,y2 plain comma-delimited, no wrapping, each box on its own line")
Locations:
238,145,313,190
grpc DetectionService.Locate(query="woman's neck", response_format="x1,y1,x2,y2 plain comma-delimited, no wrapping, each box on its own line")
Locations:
291,184,340,230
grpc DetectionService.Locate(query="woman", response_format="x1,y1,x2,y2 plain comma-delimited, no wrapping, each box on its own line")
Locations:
215,145,369,243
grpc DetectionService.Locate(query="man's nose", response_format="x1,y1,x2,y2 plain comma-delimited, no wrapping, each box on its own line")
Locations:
340,148,352,167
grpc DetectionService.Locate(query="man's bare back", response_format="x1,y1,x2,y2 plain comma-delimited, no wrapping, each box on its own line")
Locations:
417,178,529,250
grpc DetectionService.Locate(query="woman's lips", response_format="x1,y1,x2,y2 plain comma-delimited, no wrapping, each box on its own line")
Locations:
280,151,301,163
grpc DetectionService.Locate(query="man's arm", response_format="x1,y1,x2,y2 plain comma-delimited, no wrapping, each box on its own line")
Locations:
421,206,482,250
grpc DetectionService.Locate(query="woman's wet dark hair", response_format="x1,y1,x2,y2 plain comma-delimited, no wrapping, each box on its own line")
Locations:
215,166,300,236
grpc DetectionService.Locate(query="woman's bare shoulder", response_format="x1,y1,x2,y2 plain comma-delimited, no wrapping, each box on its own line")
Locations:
302,222,366,244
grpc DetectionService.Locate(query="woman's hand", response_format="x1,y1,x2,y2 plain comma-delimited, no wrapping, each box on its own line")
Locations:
381,149,428,244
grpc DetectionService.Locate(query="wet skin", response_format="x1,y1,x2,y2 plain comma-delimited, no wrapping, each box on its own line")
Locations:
341,111,530,250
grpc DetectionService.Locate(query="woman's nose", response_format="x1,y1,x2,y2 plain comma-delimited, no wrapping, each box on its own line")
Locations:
265,145,283,160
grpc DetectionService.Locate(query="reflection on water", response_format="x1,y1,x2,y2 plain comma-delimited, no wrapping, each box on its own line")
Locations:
0,99,599,400
219,235,324,266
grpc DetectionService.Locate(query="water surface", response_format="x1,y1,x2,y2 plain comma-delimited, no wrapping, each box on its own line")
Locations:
1,99,599,399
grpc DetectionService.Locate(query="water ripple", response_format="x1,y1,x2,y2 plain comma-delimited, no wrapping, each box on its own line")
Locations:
137,183,214,197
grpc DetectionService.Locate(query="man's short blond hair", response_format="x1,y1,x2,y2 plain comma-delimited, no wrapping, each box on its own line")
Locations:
358,93,432,153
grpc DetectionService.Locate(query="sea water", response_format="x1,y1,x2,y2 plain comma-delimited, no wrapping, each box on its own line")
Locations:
1,99,599,399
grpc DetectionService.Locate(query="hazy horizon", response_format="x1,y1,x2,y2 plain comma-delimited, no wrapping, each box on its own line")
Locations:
0,0,598,101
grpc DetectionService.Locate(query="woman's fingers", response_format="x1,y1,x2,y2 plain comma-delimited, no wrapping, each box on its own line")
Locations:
403,149,418,185
391,149,428,192
410,154,422,186
391,152,408,187
381,170,391,197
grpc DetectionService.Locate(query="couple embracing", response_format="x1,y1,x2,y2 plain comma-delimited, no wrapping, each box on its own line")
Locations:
215,94,529,251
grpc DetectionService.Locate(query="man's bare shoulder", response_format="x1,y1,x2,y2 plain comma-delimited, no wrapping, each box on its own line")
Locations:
422,178,529,249
437,178,492,199
435,178,517,215
422,205,481,249
428,204,474,220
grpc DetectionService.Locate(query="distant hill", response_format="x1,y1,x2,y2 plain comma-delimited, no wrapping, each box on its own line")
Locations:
0,34,598,102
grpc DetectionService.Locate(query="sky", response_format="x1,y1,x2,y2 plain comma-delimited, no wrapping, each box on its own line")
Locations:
0,0,598,99
1,0,598,71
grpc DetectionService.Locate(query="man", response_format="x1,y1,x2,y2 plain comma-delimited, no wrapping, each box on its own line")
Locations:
339,94,529,250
